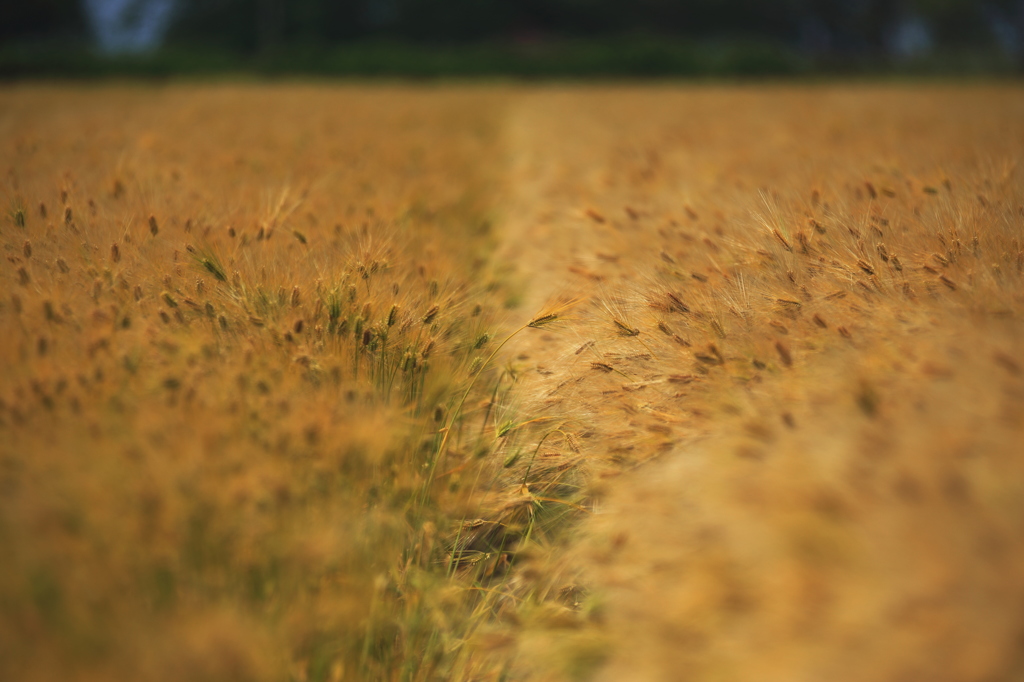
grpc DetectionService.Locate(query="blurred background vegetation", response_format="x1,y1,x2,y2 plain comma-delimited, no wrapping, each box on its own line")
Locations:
1,1,1022,81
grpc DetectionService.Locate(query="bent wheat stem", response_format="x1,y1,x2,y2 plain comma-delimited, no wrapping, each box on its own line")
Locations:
422,301,576,503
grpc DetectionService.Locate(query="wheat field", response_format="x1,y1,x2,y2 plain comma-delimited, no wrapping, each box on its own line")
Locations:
2,83,1023,682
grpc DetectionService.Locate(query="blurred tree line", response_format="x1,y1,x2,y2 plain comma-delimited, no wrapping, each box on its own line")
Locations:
1,0,1021,60
164,0,1024,53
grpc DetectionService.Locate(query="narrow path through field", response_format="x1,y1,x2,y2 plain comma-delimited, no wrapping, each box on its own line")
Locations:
484,89,754,679
489,90,710,477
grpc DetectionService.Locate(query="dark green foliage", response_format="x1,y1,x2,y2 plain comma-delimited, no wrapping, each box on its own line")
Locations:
1,0,1020,79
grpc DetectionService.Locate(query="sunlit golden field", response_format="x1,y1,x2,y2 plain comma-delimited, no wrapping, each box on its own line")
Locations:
2,83,1024,682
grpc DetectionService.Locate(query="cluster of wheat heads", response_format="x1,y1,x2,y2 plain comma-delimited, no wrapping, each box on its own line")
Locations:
0,84,536,682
